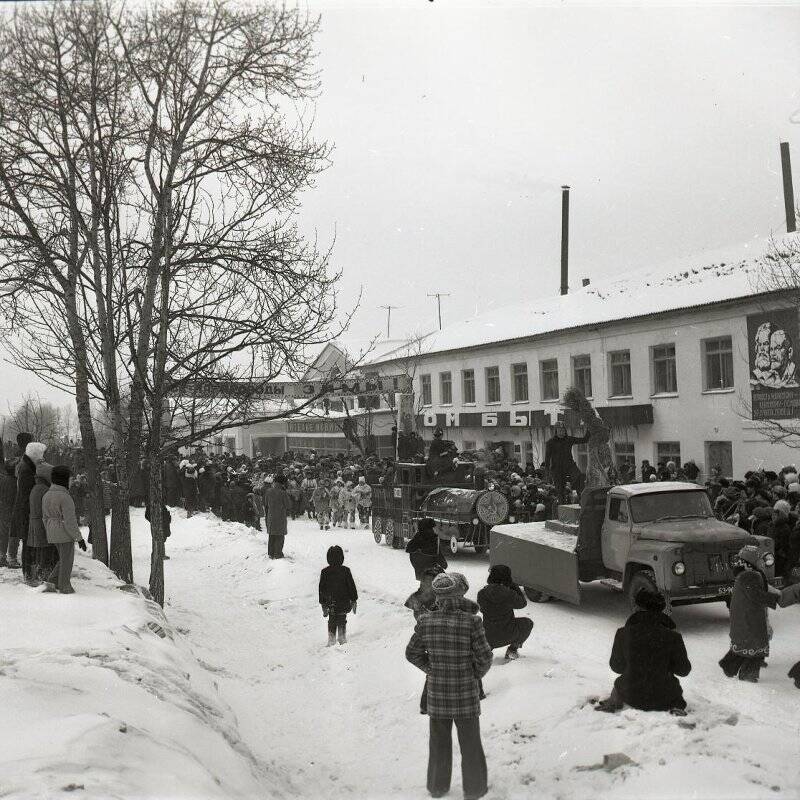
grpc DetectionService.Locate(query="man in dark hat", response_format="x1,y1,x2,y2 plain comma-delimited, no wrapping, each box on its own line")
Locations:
427,427,458,478
543,422,589,504
477,565,533,660
596,588,691,713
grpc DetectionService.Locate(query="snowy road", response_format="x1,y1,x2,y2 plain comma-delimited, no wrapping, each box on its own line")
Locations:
131,510,800,800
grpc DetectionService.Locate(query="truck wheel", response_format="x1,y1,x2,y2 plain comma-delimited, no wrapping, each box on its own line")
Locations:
474,545,488,555
524,587,552,603
449,535,459,555
384,519,395,548
372,516,383,544
627,570,658,610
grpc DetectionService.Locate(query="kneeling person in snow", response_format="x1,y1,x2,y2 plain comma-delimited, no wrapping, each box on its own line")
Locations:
477,564,533,660
596,588,691,714
319,545,358,646
42,466,87,594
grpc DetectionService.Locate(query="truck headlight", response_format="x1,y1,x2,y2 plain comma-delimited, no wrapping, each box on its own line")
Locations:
672,561,686,576
763,553,775,567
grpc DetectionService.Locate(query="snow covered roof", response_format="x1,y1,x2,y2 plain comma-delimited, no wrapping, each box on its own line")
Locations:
367,234,797,363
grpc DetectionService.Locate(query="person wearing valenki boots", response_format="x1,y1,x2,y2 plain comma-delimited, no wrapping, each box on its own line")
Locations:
596,588,691,714
319,545,358,646
719,545,780,683
477,564,533,661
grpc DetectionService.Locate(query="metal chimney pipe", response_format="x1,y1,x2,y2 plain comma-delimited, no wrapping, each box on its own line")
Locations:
781,142,797,233
560,185,570,295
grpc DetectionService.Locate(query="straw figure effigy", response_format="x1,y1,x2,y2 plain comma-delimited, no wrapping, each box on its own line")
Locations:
562,386,616,489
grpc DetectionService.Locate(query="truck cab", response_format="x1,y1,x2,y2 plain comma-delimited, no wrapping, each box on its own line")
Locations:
490,482,776,607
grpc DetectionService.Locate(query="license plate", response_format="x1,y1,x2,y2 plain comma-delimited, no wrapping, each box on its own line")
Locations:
708,554,726,575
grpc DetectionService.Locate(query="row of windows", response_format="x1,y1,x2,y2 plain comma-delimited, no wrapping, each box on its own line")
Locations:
419,337,734,406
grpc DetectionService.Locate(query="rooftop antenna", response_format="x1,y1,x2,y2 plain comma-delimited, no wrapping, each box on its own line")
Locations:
427,292,450,330
379,305,401,338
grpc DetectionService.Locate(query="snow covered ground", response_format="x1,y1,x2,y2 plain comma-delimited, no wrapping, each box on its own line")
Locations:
4,510,800,799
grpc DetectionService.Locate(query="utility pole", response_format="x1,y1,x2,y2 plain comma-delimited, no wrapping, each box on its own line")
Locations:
427,292,450,330
780,142,797,233
379,305,401,338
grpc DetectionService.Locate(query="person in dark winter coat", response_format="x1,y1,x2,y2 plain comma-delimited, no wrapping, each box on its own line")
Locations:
777,582,800,688
543,423,590,502
144,503,172,559
477,564,533,660
180,461,199,517
164,459,182,507
719,545,780,683
406,517,447,580
28,463,59,585
405,571,493,800
12,442,45,581
265,475,290,559
0,461,17,567
319,545,358,646
596,588,691,713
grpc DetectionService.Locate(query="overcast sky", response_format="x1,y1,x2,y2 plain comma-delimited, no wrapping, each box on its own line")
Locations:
2,1,799,411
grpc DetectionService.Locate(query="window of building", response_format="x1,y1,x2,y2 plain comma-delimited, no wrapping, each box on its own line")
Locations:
614,441,636,469
462,440,476,451
485,366,501,403
440,371,452,405
656,441,681,467
511,362,529,402
421,374,432,406
703,337,734,390
572,354,593,398
224,436,236,453
652,344,677,394
462,369,475,404
609,350,632,397
357,395,379,410
540,359,559,400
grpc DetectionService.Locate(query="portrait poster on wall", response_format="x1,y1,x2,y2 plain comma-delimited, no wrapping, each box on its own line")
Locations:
747,308,800,420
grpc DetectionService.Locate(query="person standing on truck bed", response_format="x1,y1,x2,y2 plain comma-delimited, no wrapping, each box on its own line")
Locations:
543,422,590,504
477,564,533,661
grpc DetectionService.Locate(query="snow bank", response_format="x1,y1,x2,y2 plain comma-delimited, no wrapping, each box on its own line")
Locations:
0,552,274,800
128,510,800,800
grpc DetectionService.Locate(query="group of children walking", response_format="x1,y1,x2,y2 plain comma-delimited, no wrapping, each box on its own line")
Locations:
310,477,372,531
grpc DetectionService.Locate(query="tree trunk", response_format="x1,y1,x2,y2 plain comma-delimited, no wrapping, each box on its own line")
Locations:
147,454,165,606
64,286,108,565
110,444,133,583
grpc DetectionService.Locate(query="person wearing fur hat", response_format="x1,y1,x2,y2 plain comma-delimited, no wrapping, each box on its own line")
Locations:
318,545,358,646
719,545,781,683
769,500,796,579
265,474,290,559
28,462,59,586
353,476,373,529
42,465,87,593
406,571,492,800
477,565,533,660
11,441,46,581
595,588,691,714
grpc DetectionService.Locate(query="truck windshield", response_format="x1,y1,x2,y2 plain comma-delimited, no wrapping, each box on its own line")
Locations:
629,491,714,523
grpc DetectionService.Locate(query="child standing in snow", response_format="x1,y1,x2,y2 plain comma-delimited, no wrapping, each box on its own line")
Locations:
318,545,358,646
